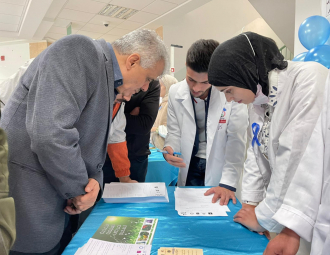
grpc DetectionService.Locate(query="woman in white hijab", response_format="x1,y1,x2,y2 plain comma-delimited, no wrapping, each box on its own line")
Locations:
151,74,178,149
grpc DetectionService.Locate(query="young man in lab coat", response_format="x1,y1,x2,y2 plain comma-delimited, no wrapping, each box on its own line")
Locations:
164,39,248,205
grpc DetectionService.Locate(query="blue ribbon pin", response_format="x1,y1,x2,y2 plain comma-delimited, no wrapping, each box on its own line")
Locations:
252,123,261,147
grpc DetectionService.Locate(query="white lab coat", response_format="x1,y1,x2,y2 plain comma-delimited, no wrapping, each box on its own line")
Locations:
0,58,34,109
242,61,328,242
310,72,330,255
164,79,248,187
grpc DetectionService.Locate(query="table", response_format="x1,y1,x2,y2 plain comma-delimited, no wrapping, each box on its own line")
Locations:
145,147,179,186
63,187,269,255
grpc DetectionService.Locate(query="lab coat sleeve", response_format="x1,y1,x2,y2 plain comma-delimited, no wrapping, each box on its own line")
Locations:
219,102,248,189
255,65,328,237
241,104,267,202
164,90,181,152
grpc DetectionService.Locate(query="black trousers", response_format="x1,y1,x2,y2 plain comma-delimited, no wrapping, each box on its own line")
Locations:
185,156,206,186
102,154,149,187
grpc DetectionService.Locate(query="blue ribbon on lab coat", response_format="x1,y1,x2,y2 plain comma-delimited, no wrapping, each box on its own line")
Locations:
252,123,261,147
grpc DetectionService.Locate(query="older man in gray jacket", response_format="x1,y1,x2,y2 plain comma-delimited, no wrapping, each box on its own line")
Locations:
0,29,168,255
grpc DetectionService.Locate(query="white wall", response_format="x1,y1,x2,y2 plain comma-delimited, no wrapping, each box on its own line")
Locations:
0,42,30,83
163,0,286,81
294,0,322,55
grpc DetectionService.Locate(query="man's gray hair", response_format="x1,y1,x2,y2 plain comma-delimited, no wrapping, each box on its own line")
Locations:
112,29,169,76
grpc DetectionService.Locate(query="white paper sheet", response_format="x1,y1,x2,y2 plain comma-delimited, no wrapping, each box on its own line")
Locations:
102,182,169,203
175,187,230,217
74,239,152,255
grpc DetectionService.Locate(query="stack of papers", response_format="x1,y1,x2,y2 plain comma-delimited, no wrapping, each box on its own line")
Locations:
102,182,169,203
158,247,203,255
75,216,158,255
174,187,230,216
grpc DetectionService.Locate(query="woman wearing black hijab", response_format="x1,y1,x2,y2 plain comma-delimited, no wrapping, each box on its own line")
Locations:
208,32,328,254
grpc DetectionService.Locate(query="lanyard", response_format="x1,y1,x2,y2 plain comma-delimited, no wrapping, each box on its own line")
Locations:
191,87,212,141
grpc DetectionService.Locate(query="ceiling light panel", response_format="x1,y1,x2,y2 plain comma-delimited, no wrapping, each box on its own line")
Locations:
98,4,138,20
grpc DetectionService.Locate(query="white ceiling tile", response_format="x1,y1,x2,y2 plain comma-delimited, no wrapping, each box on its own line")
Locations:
0,2,24,16
92,0,110,3
44,0,67,20
0,14,20,24
107,27,131,36
81,23,115,34
127,11,157,23
116,20,143,30
109,0,155,11
45,33,66,40
54,19,86,29
76,30,103,39
162,0,187,5
0,22,18,32
58,9,95,23
64,0,107,14
142,0,177,15
88,14,124,26
48,26,67,35
98,34,120,42
0,0,26,5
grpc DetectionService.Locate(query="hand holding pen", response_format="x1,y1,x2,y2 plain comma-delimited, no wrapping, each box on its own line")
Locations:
162,146,186,168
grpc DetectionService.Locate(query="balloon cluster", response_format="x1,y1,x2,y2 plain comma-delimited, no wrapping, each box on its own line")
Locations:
293,15,330,69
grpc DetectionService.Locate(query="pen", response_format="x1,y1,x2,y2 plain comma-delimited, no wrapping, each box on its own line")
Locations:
157,149,182,156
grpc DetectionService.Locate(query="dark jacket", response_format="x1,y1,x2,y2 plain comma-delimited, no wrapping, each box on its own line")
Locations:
125,80,160,159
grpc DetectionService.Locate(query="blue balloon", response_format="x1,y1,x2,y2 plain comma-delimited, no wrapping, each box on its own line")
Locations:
292,52,307,61
304,45,330,69
298,15,330,50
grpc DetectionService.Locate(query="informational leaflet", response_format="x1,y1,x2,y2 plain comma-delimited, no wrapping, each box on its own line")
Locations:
74,216,157,255
175,187,230,217
102,182,169,203
75,240,152,255
158,247,203,255
92,216,158,244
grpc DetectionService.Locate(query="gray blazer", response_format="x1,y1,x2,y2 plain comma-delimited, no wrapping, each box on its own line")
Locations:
0,35,114,253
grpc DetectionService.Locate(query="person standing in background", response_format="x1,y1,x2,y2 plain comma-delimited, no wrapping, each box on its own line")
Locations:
164,39,248,206
103,80,160,183
0,106,15,254
151,75,178,149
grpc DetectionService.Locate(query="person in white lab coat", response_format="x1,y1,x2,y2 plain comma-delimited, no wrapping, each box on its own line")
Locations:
208,32,328,254
309,72,330,255
164,39,248,205
0,58,34,109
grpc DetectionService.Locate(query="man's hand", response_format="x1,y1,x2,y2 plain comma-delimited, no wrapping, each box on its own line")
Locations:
263,228,300,255
163,146,186,168
233,204,266,232
130,107,140,116
119,176,138,183
71,178,100,212
204,186,237,205
64,199,82,215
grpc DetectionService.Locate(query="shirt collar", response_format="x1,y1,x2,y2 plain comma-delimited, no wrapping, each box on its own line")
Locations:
107,42,123,88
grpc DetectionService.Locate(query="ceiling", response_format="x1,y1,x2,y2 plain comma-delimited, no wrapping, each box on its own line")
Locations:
248,0,295,52
0,0,209,43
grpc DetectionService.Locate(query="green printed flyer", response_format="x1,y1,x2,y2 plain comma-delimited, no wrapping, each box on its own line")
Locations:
92,216,158,245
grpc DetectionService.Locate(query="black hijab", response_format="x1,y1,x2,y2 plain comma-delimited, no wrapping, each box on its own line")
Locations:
208,32,288,95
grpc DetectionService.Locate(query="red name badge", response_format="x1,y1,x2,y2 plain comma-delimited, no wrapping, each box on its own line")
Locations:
220,119,226,124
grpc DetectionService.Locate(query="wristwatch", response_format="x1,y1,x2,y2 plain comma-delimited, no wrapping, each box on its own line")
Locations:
242,200,259,206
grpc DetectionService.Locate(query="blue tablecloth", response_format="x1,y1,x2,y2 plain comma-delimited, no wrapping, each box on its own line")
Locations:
145,147,179,186
63,187,268,255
